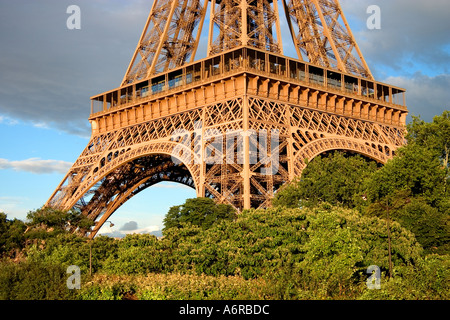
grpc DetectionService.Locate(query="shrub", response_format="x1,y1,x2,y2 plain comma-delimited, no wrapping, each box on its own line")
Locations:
359,254,450,300
101,234,172,275
79,273,275,300
293,206,423,299
0,260,79,300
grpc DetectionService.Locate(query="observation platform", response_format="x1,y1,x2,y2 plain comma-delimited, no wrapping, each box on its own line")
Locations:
90,46,407,135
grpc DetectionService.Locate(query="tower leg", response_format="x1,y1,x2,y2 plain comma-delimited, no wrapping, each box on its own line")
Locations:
243,94,251,210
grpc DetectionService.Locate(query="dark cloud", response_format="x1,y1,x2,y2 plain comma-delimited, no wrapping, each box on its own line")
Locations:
0,0,151,137
384,73,450,122
120,221,138,231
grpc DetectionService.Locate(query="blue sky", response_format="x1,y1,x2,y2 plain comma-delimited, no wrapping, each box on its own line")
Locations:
0,0,449,236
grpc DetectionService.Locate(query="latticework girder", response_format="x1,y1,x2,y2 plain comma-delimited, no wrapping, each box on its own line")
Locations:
123,0,372,86
122,0,208,85
283,0,373,79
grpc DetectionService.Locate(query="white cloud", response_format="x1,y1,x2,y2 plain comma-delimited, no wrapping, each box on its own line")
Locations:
0,158,72,174
0,115,19,126
97,220,161,238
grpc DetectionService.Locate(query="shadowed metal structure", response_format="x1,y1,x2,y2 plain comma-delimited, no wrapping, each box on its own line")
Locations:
46,0,407,238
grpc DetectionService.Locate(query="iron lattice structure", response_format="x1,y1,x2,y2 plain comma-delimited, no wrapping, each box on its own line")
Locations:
47,0,408,237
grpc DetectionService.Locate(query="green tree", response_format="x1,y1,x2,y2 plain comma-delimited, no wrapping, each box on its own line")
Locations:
363,141,449,254
295,206,423,298
25,232,119,275
360,254,450,300
407,111,450,169
364,143,447,208
25,207,94,239
0,212,26,257
163,197,236,233
397,199,449,255
102,234,170,275
271,179,303,209
365,191,449,255
273,152,378,209
406,111,450,211
163,205,426,298
0,260,79,300
26,233,89,272
165,206,309,279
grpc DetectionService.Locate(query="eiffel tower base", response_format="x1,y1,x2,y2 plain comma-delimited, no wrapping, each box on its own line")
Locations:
46,54,406,238
46,0,408,238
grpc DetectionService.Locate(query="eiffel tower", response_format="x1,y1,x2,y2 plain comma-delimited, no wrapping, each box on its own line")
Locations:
47,0,408,238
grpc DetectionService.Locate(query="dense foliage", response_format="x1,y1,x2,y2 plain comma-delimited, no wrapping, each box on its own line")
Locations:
1,205,448,300
0,212,26,258
273,152,378,209
163,197,236,232
407,111,450,169
274,111,450,255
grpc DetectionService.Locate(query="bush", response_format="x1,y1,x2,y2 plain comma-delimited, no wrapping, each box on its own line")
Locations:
0,260,79,300
25,208,94,239
102,234,172,275
0,212,26,258
26,233,90,274
1,204,447,300
359,254,450,300
166,207,309,279
293,206,422,299
79,273,275,300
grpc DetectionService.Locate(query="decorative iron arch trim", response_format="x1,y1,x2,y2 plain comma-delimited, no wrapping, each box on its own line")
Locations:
63,140,201,214
293,137,392,176
88,158,196,238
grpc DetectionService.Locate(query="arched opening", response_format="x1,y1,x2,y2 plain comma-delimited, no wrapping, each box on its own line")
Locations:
293,137,391,176
307,149,384,167
72,152,198,238
95,181,196,238
282,149,381,209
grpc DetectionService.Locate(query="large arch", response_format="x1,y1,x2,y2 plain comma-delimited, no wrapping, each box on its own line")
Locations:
293,137,391,176
86,154,198,238
64,141,200,209
63,141,201,238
